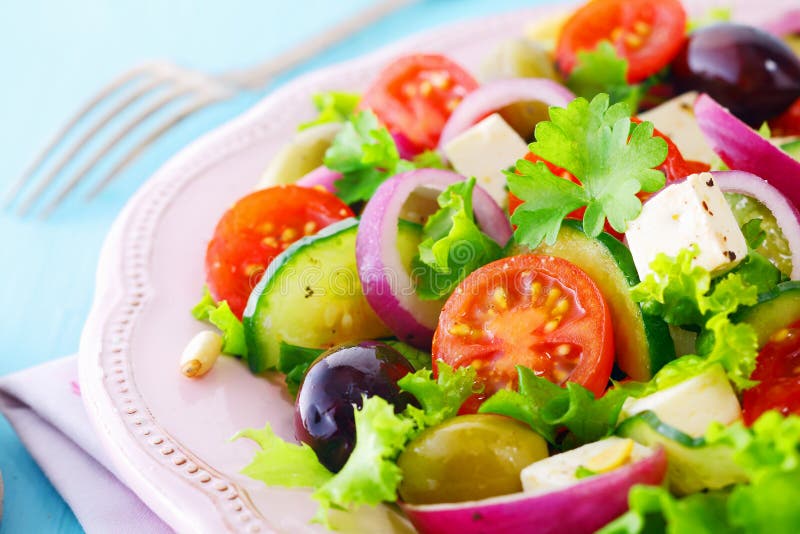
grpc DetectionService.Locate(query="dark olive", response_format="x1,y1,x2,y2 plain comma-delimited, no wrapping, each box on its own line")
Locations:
672,23,800,126
294,341,416,472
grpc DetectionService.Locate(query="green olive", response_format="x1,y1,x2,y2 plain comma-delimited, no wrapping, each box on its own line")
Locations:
397,414,549,505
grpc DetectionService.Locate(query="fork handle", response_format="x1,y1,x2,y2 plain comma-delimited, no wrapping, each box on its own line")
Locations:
220,0,416,90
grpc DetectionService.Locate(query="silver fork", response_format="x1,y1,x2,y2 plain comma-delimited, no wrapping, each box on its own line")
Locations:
4,0,414,218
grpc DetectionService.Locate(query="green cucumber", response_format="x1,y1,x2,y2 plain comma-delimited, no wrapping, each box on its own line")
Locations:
508,220,675,381
244,218,417,373
617,411,747,495
735,281,800,348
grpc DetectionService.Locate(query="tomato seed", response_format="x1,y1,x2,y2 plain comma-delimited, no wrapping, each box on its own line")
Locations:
552,298,569,316
262,236,279,248
281,227,298,242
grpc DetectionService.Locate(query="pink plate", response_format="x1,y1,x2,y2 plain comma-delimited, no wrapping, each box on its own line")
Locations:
78,2,794,532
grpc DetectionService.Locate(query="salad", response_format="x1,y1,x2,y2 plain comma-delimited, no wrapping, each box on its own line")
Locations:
182,0,800,532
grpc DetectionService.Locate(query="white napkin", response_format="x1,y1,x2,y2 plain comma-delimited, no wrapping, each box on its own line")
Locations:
0,356,172,533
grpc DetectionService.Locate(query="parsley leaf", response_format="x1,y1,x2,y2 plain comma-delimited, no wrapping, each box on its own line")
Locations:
508,94,667,248
567,42,644,109
412,178,503,300
479,365,629,448
191,287,247,357
298,91,360,131
324,110,414,204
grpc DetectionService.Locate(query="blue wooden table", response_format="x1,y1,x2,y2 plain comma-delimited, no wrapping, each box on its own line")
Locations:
0,0,552,531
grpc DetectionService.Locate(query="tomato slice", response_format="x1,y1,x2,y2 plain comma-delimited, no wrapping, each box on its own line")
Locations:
770,98,800,137
432,254,614,412
508,122,709,239
360,54,479,151
556,0,687,83
742,321,800,425
205,185,354,318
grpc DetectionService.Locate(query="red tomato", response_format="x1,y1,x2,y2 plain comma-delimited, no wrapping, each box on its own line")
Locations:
742,321,800,425
508,123,709,238
432,254,615,412
556,0,687,83
360,54,479,151
770,98,800,137
205,185,354,318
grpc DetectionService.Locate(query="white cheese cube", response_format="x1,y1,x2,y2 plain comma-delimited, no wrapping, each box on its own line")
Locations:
626,172,748,278
520,437,652,494
621,364,742,438
639,92,715,164
443,113,529,207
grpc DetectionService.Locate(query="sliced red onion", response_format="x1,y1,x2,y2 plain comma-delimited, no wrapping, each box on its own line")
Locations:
759,8,800,38
712,170,800,280
295,165,340,193
694,94,800,210
392,130,422,160
402,447,667,534
356,169,511,348
438,78,575,151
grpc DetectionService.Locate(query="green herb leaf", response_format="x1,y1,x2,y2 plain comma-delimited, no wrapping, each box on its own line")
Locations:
741,219,767,250
191,287,247,357
567,42,643,109
233,424,333,488
509,94,667,248
384,340,432,371
277,343,325,396
299,91,360,131
412,178,503,299
398,362,479,430
313,396,416,519
479,366,628,448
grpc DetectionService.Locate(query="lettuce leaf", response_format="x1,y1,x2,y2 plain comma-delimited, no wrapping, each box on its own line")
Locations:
312,396,415,521
479,365,628,448
398,362,479,430
191,287,247,357
412,177,503,300
298,91,360,131
277,343,324,396
233,424,333,487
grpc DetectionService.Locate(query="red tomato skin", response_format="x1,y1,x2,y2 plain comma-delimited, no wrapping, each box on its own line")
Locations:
743,322,800,426
770,98,800,137
205,185,354,318
360,54,479,151
432,254,615,412
556,0,687,83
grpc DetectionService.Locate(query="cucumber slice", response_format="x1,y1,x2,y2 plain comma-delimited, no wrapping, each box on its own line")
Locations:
735,281,800,348
243,218,395,373
616,411,747,495
509,220,674,380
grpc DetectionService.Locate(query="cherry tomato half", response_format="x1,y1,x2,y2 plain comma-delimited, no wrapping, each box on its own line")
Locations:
508,122,709,239
556,0,687,83
205,185,354,318
742,321,800,425
360,54,479,151
432,254,615,412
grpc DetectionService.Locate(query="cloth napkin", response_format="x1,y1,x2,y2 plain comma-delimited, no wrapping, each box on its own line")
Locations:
0,356,172,533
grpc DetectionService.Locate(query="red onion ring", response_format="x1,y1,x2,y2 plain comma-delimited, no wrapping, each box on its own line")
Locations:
759,8,800,38
356,169,511,348
295,165,340,193
438,78,575,152
402,447,667,534
712,170,800,279
694,93,800,210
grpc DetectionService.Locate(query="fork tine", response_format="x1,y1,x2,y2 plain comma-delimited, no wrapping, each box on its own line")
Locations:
3,63,159,208
11,76,169,215
85,92,227,201
30,85,193,218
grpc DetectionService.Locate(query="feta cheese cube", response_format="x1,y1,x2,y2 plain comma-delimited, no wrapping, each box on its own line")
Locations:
621,364,742,437
520,437,652,494
443,113,529,207
638,92,715,164
626,172,748,278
